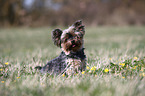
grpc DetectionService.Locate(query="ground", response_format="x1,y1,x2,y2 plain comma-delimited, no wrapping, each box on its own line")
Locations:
0,26,145,96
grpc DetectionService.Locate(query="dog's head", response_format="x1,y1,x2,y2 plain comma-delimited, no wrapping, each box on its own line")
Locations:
52,20,85,55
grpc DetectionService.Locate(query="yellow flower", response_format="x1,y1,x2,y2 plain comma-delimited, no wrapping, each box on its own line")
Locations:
90,67,94,71
75,73,78,75
93,66,96,71
141,68,144,72
109,58,112,60
143,73,145,77
134,57,138,60
93,66,97,69
122,76,125,79
81,71,85,74
140,73,145,77
95,75,97,77
41,83,44,85
86,66,90,70
119,63,125,67
62,74,65,77
133,66,137,69
0,68,3,71
5,62,9,65
17,77,21,79
1,81,5,83
104,68,109,73
90,66,96,71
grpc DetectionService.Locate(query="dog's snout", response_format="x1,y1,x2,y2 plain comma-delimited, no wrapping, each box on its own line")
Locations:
71,40,75,44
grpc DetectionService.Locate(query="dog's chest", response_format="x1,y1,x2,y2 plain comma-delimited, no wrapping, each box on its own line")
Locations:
65,58,86,75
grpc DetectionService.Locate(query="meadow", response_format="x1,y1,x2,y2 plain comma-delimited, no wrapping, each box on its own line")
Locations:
0,26,145,96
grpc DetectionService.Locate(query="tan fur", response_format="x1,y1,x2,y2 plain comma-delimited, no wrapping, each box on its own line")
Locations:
65,58,86,75
51,20,86,75
60,26,84,55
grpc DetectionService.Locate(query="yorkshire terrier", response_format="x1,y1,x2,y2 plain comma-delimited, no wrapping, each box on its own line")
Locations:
35,20,86,75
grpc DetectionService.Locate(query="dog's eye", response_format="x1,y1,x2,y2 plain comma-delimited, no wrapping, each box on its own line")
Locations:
69,34,72,38
61,38,67,43
66,33,72,38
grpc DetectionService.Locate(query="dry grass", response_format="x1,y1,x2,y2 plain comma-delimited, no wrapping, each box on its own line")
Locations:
0,26,145,96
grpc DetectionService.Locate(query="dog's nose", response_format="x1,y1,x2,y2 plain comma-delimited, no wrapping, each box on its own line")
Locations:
71,40,75,44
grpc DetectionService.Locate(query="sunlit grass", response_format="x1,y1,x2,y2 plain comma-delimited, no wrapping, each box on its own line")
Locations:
0,26,145,96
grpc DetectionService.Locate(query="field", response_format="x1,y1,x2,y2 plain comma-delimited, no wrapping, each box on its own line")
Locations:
0,26,145,96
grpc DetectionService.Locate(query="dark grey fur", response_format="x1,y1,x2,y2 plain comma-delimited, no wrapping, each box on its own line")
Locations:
35,20,86,75
35,49,86,74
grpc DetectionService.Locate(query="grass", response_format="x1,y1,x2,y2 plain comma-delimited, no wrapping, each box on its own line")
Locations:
0,26,145,96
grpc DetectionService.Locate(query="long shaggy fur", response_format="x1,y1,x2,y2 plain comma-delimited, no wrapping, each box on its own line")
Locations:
35,20,86,75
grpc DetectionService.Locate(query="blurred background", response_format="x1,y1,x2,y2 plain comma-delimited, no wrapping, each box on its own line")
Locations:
0,0,145,27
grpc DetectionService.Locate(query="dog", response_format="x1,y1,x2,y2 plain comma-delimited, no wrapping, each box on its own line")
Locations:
35,20,86,75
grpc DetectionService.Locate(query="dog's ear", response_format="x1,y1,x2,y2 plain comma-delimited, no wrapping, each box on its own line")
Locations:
73,20,85,36
77,25,85,36
73,20,82,27
52,29,62,47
